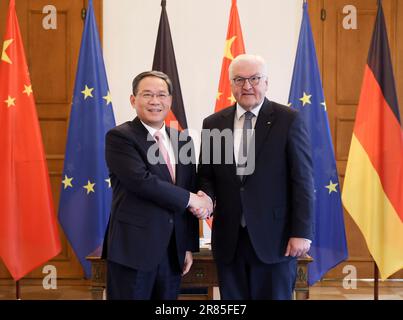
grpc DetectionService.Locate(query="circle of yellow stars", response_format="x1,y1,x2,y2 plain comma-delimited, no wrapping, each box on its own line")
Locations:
60,84,112,196
287,92,327,111
80,84,112,107
287,91,337,196
61,175,111,195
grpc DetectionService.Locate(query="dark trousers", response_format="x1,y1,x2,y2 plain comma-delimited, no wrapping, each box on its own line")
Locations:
216,226,297,300
106,235,181,300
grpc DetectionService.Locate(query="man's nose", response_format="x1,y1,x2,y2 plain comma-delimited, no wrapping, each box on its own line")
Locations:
242,79,253,89
149,95,160,103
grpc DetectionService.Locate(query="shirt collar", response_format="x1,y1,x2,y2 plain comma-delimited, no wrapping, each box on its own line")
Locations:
235,101,264,120
140,120,167,139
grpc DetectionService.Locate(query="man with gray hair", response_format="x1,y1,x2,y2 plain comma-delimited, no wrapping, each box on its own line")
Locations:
198,54,314,299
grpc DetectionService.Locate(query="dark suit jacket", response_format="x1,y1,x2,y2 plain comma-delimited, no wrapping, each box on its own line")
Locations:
102,117,199,271
198,98,314,265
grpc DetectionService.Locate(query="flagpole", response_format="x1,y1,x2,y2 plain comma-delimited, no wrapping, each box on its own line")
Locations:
373,0,383,301
16,280,20,300
374,262,379,300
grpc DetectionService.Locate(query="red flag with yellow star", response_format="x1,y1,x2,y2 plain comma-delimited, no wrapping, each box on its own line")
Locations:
205,0,245,230
214,0,245,113
0,0,61,280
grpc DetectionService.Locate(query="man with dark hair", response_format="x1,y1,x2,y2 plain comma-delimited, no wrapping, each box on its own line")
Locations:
102,71,212,299
132,70,173,96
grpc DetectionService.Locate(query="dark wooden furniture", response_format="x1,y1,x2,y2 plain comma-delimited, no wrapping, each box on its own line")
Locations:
86,247,312,300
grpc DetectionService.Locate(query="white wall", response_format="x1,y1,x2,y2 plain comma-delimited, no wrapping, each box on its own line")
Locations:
103,0,303,137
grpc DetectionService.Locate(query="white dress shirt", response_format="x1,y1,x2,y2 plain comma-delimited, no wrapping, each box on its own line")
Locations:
140,121,177,170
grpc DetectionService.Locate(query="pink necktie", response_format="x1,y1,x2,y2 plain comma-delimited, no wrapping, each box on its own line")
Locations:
154,131,175,183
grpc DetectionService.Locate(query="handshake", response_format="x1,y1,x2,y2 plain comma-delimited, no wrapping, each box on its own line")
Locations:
188,191,213,220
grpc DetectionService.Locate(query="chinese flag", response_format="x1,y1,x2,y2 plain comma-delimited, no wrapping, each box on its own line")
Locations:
0,0,61,280
342,2,403,279
214,0,245,113
206,0,245,230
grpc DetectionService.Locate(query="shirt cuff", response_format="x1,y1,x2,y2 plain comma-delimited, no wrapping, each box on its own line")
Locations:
187,192,191,208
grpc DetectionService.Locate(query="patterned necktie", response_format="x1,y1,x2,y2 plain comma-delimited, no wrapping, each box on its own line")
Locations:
154,131,175,183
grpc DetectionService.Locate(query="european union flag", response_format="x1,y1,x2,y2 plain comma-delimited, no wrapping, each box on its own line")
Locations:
288,2,348,285
58,0,115,278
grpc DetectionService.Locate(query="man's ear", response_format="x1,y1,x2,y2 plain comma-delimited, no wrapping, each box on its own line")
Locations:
130,94,136,108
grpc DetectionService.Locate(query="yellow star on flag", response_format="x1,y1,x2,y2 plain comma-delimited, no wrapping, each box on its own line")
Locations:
321,101,327,111
1,39,13,64
224,36,237,60
5,95,16,107
228,94,236,105
287,102,292,107
325,180,338,194
105,178,111,188
81,85,94,99
216,92,223,101
103,91,112,105
83,180,95,194
62,175,73,189
299,92,312,106
23,84,33,96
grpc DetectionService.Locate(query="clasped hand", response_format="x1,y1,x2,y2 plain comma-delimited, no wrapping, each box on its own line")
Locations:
188,191,213,220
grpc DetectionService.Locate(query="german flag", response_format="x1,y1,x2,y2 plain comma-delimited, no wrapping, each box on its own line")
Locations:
152,0,187,130
342,1,403,279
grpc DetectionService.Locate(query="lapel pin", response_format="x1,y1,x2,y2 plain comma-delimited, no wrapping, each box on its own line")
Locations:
267,121,271,125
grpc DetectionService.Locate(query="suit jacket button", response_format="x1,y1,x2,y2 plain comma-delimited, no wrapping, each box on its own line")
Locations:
168,218,173,224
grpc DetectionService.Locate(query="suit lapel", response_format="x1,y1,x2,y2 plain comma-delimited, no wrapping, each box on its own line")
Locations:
219,106,242,187
253,99,275,160
130,118,173,184
242,99,275,184
130,117,155,151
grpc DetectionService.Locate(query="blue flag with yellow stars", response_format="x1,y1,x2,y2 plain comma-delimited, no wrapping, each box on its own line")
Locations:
58,0,115,278
288,2,348,286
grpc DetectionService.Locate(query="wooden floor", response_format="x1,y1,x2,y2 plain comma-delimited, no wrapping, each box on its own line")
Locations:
309,281,403,300
1,281,402,300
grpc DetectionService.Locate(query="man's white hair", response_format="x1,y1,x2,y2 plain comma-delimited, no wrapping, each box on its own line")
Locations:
228,54,268,80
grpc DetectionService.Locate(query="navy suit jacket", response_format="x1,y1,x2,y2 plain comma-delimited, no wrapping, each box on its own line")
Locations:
102,117,199,271
198,98,314,265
